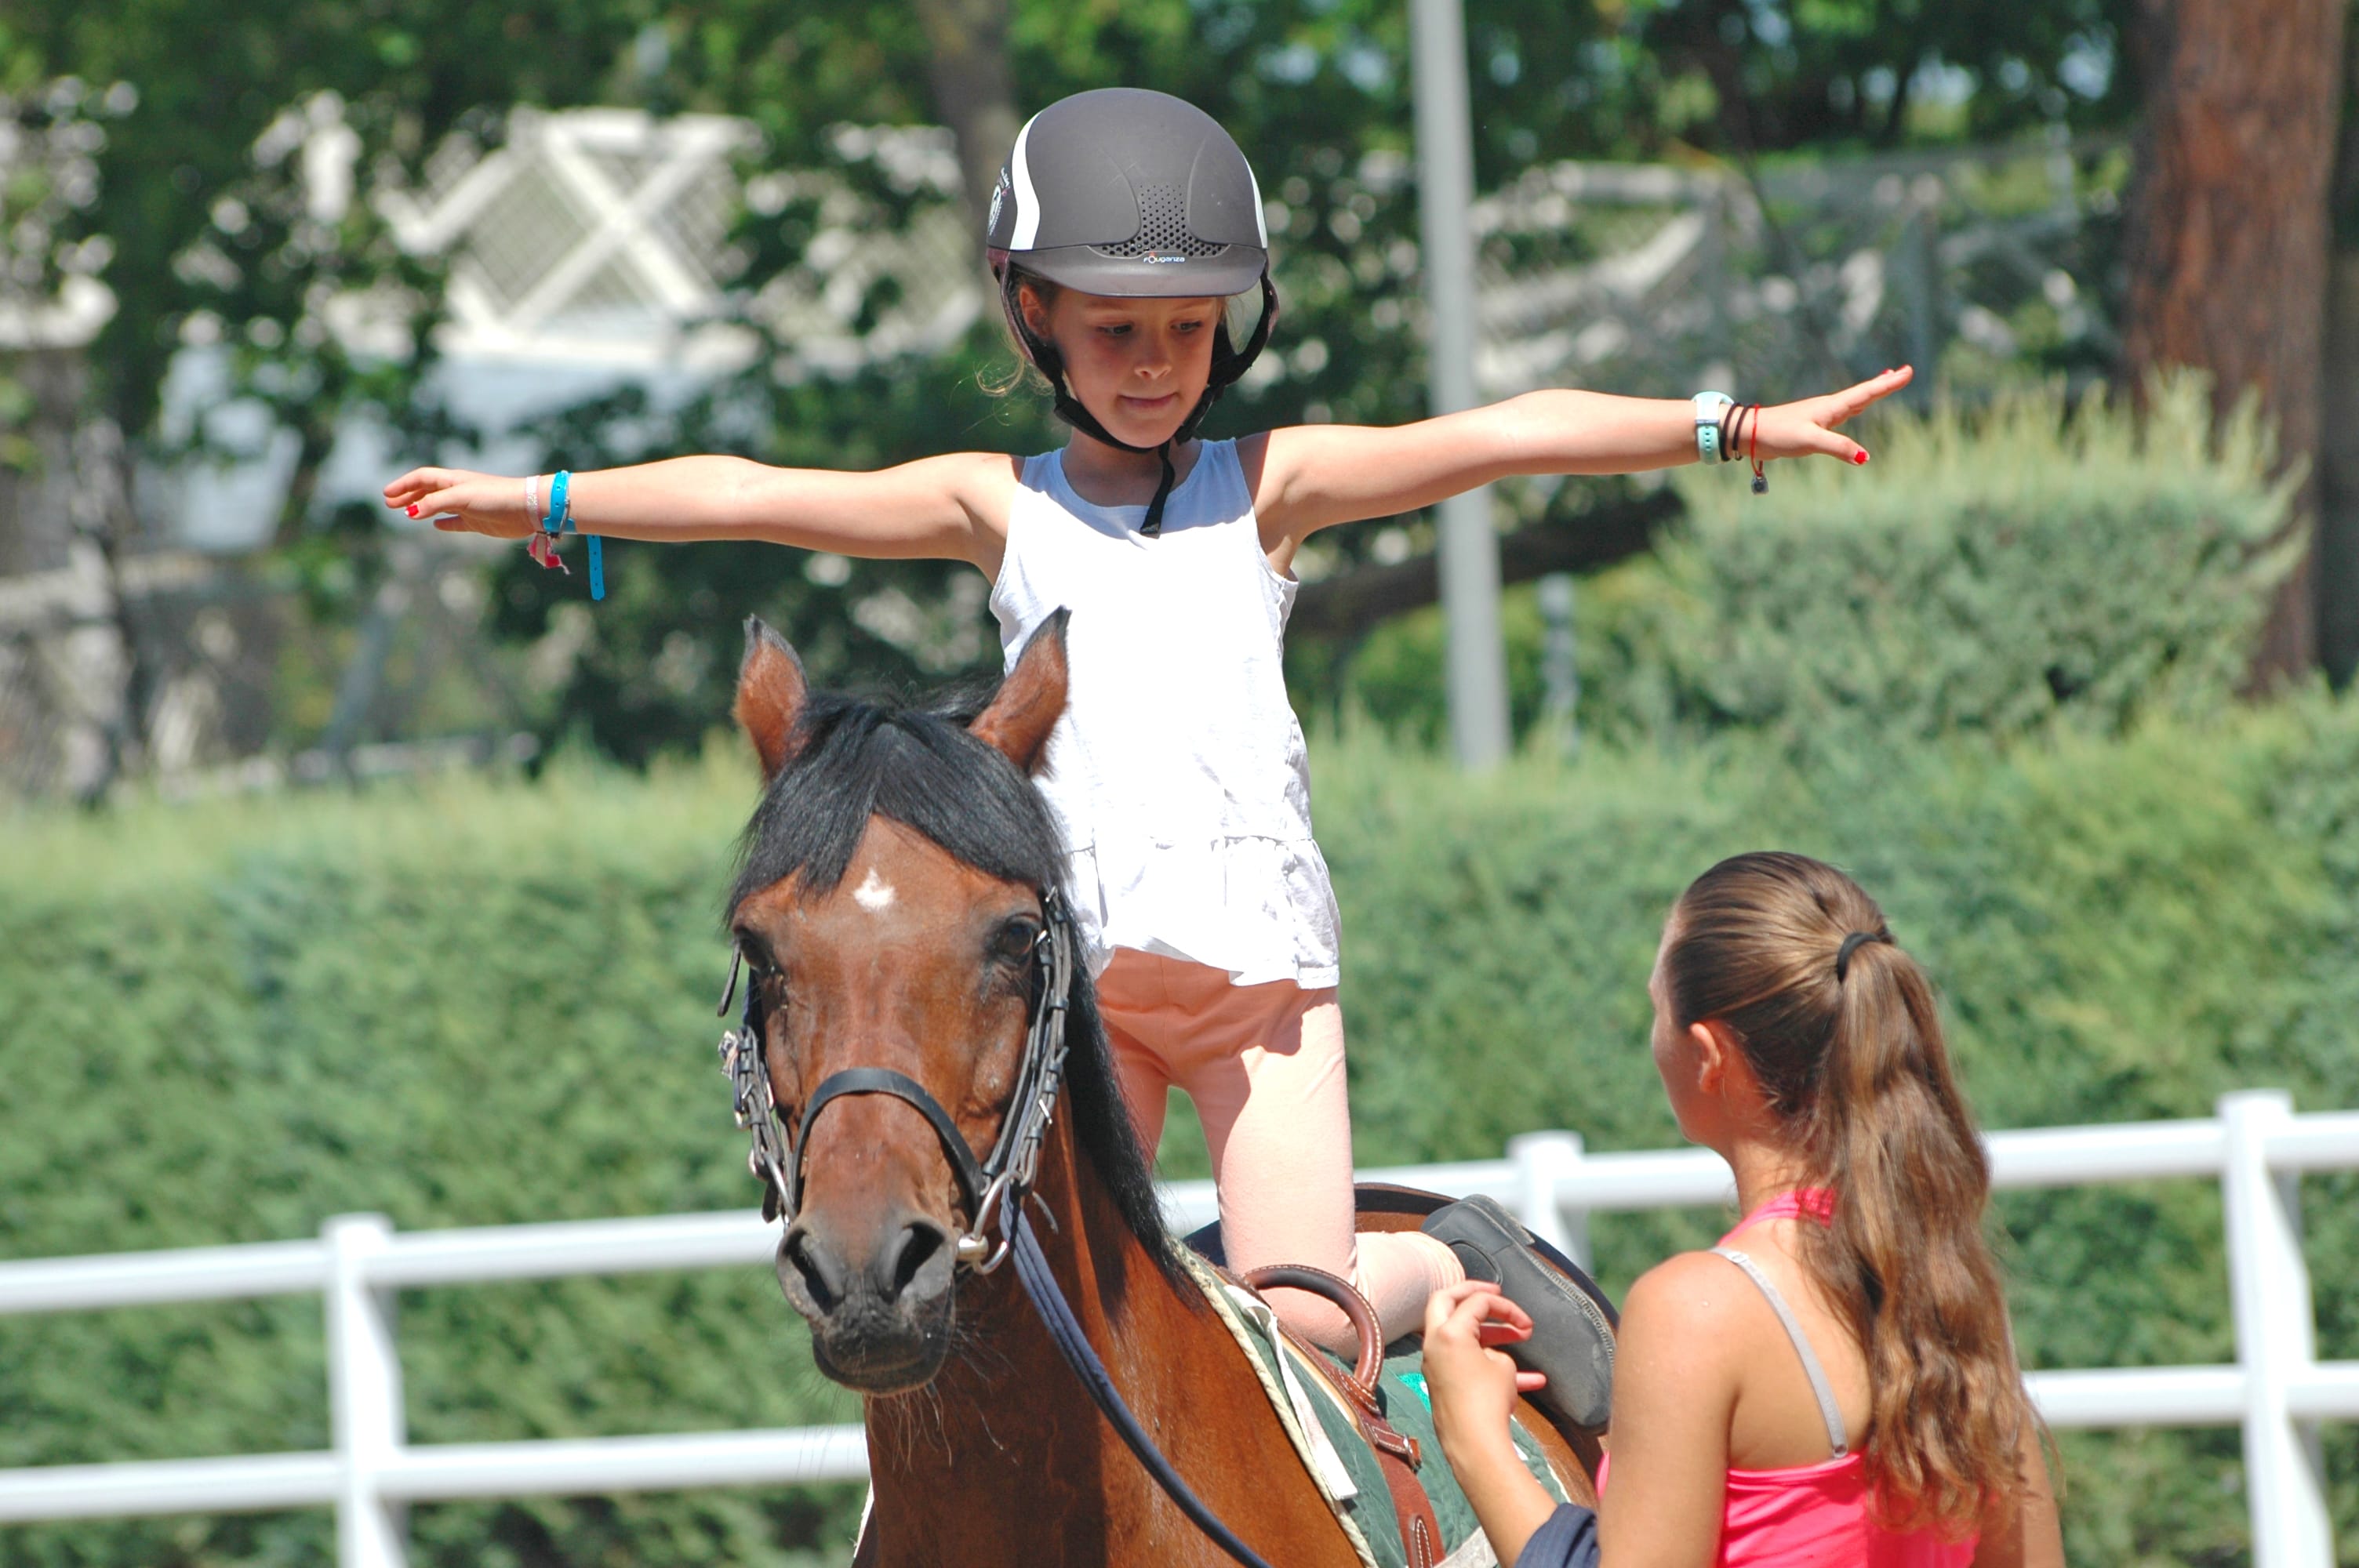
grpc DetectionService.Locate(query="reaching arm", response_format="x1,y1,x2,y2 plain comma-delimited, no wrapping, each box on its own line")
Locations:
1425,1258,1743,1568
1424,1285,1564,1565
382,452,1020,571
1249,368,1912,547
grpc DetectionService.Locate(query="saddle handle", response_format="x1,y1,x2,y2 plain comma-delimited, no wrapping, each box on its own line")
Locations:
1241,1261,1441,1563
1239,1264,1385,1405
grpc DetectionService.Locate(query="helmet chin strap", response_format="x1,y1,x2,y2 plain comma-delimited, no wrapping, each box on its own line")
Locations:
1001,271,1279,537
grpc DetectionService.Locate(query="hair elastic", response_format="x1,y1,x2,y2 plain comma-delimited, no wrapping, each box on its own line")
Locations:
1835,929,1887,982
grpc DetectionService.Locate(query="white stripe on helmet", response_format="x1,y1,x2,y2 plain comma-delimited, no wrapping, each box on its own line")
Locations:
1248,158,1266,249
1009,112,1042,250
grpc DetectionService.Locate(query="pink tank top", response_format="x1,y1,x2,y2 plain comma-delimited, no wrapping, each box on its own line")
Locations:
1598,1190,1976,1568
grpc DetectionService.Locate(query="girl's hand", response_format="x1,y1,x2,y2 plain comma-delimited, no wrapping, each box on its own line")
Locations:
1750,364,1914,466
1423,1281,1547,1464
383,467,538,539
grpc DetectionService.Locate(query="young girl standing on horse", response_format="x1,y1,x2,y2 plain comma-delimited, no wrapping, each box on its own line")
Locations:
385,89,1909,1412
1420,851,2064,1567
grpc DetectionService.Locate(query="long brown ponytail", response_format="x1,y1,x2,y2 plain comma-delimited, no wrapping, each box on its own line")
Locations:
1663,851,2034,1534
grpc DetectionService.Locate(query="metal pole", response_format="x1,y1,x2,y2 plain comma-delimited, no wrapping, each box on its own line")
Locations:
1409,0,1512,768
2218,1091,2332,1568
1538,571,1579,756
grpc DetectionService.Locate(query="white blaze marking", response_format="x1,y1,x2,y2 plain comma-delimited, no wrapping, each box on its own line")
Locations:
853,869,896,913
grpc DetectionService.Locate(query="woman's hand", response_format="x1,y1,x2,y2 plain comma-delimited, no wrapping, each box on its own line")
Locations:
1423,1282,1565,1566
1748,364,1914,466
382,467,539,539
1423,1281,1547,1462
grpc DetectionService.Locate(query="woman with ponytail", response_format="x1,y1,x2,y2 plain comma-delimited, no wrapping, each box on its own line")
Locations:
1421,851,2063,1567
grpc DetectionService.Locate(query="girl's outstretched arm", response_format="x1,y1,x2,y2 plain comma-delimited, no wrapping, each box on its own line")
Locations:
382,452,1021,571
1248,366,1911,546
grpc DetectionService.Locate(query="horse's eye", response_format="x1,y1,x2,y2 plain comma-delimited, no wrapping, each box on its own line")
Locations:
991,916,1042,964
736,935,784,982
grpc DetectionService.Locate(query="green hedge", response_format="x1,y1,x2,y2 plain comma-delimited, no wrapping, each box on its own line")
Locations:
1336,376,2300,753
5,702,2357,1565
0,758,865,1568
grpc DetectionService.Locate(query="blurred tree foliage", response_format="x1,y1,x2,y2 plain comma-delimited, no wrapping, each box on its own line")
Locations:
5,0,2145,759
486,0,2145,756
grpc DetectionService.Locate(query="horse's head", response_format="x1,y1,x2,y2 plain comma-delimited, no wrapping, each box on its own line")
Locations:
724,613,1076,1392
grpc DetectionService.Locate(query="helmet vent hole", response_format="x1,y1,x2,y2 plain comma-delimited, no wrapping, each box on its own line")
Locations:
1094,181,1227,260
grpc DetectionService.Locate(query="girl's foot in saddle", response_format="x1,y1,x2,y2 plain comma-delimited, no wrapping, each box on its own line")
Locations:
1421,1196,1616,1434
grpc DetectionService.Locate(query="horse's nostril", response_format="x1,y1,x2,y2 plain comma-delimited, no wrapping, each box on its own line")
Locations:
783,1229,841,1314
887,1222,947,1303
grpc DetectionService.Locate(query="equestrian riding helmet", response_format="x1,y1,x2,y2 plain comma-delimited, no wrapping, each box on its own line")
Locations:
984,89,1278,473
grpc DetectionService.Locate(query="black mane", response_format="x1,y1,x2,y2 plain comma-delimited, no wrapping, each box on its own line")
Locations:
727,683,1174,1272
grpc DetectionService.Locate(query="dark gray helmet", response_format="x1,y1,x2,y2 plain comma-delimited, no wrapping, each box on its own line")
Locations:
985,87,1269,297
983,88,1279,534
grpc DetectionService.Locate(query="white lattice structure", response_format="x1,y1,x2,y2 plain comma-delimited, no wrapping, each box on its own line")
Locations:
374,110,982,372
376,109,758,367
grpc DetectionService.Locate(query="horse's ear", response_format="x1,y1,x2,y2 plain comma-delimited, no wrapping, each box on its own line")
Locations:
734,617,809,782
972,609,1069,774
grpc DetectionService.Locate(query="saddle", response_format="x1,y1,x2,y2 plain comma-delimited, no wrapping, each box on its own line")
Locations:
1185,1185,1611,1568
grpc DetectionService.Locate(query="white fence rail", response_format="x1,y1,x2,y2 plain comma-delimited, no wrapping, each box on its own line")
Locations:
1,1090,2353,1567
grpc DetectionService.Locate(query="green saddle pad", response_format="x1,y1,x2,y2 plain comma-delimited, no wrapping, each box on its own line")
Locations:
1299,1340,1571,1568
1183,1247,1571,1568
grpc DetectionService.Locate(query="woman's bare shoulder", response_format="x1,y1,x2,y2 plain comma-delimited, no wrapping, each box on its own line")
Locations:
1623,1250,1754,1332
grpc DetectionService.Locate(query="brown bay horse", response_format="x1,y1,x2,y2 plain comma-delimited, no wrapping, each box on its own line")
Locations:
719,613,1590,1566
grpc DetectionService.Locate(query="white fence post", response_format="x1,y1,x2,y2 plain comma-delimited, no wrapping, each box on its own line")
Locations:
325,1214,407,1568
1510,1131,1588,1272
2218,1091,2331,1568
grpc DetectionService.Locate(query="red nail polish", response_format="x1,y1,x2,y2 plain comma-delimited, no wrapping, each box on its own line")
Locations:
1853,452,1870,465
406,503,419,516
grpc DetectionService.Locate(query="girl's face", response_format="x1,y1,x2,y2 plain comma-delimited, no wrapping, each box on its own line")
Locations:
1024,286,1222,449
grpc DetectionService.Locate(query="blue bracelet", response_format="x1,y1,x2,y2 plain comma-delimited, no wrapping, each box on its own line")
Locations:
543,470,603,601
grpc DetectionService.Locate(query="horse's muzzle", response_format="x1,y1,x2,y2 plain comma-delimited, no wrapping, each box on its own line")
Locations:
777,1211,957,1392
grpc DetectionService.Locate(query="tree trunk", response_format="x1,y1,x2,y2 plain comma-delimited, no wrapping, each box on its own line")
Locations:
911,0,1020,277
2121,0,2350,682
2321,13,2359,688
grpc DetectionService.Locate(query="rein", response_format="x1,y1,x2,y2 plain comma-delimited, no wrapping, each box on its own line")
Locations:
715,887,1280,1568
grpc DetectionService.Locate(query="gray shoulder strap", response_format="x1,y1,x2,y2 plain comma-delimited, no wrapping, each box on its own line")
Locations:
1710,1247,1849,1457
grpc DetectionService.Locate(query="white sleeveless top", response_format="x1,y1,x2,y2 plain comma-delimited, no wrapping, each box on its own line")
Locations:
990,439,1340,989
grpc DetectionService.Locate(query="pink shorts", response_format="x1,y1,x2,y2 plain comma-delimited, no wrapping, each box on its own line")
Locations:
1096,949,1460,1348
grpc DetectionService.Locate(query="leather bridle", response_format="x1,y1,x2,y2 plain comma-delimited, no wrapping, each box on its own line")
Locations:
716,886,1078,1274
714,880,1289,1568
